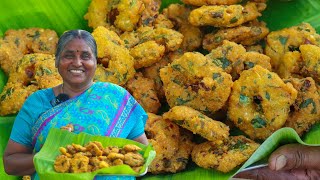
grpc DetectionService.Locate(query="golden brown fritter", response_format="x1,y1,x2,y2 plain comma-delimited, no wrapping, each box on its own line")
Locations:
54,155,71,173
231,51,271,80
277,51,303,79
245,44,264,54
145,113,181,159
265,23,320,72
182,0,242,6
0,39,25,74
84,0,145,32
300,44,320,83
203,20,269,51
126,72,161,113
178,24,203,52
83,0,109,29
146,113,194,174
191,135,259,173
92,26,135,85
120,31,140,49
0,82,38,116
139,0,161,27
205,40,247,74
153,14,174,29
129,40,165,69
141,54,172,102
34,59,62,89
162,4,203,51
137,26,184,52
5,28,58,54
160,52,233,113
70,153,90,173
189,2,264,27
228,65,298,140
163,106,229,143
284,77,320,136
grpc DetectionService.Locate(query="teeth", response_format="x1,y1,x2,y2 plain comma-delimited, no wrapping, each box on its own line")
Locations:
70,70,84,73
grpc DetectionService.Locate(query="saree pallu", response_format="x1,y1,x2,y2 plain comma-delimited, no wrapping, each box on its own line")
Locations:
31,82,147,152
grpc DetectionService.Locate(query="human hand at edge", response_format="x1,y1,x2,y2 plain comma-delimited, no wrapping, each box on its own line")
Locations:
234,144,320,180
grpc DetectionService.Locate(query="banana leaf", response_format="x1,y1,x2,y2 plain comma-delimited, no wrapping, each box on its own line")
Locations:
1,0,320,180
0,115,20,180
34,128,156,180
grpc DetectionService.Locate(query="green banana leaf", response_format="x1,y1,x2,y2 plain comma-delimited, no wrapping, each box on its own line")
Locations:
34,128,156,180
1,0,320,179
0,115,20,180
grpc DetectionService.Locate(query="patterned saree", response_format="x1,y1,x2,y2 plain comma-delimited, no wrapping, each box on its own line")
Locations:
31,82,147,180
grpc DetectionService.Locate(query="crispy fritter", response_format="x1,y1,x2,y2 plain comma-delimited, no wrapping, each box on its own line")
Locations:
5,28,58,54
300,44,320,83
0,39,24,74
147,113,194,174
124,152,145,167
84,0,145,32
189,2,264,27
182,0,242,6
160,52,233,113
54,155,71,173
114,0,145,31
191,135,259,173
130,40,165,69
154,14,174,29
145,113,180,159
70,153,90,173
205,40,246,74
163,106,229,143
126,72,161,113
92,26,135,85
245,44,264,54
83,0,109,29
34,59,62,89
277,51,303,79
203,20,269,51
137,26,184,52
139,0,161,27
232,51,271,80
265,23,320,72
284,77,320,136
141,54,172,102
0,82,38,116
228,65,298,140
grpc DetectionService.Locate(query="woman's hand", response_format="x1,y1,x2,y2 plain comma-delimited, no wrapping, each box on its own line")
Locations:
235,144,320,180
3,140,35,176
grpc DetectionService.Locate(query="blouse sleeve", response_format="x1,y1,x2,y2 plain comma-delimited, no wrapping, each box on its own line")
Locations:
126,102,148,140
10,91,45,148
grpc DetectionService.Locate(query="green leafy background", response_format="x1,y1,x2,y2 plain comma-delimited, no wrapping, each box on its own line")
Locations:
1,0,320,179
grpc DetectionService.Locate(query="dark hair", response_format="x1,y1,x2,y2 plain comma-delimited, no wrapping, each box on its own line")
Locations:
55,29,97,66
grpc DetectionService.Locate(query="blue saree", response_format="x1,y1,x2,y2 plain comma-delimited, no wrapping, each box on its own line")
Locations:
10,82,148,179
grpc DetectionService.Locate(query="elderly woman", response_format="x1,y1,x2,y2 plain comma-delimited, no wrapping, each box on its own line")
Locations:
3,29,148,179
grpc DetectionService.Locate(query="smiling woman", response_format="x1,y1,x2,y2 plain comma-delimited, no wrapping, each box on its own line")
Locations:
2,30,149,180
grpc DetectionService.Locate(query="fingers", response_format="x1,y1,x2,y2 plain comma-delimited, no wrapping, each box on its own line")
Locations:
234,167,298,180
269,144,320,171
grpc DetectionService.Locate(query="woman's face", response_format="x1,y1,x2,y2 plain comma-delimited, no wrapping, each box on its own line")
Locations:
58,38,96,88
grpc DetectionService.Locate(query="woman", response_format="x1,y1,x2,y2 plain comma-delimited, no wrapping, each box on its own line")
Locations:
235,144,320,179
3,29,148,179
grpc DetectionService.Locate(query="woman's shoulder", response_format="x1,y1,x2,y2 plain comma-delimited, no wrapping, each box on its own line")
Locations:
27,88,55,102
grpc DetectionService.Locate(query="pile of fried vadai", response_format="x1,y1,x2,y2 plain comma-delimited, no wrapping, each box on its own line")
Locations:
54,142,145,173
